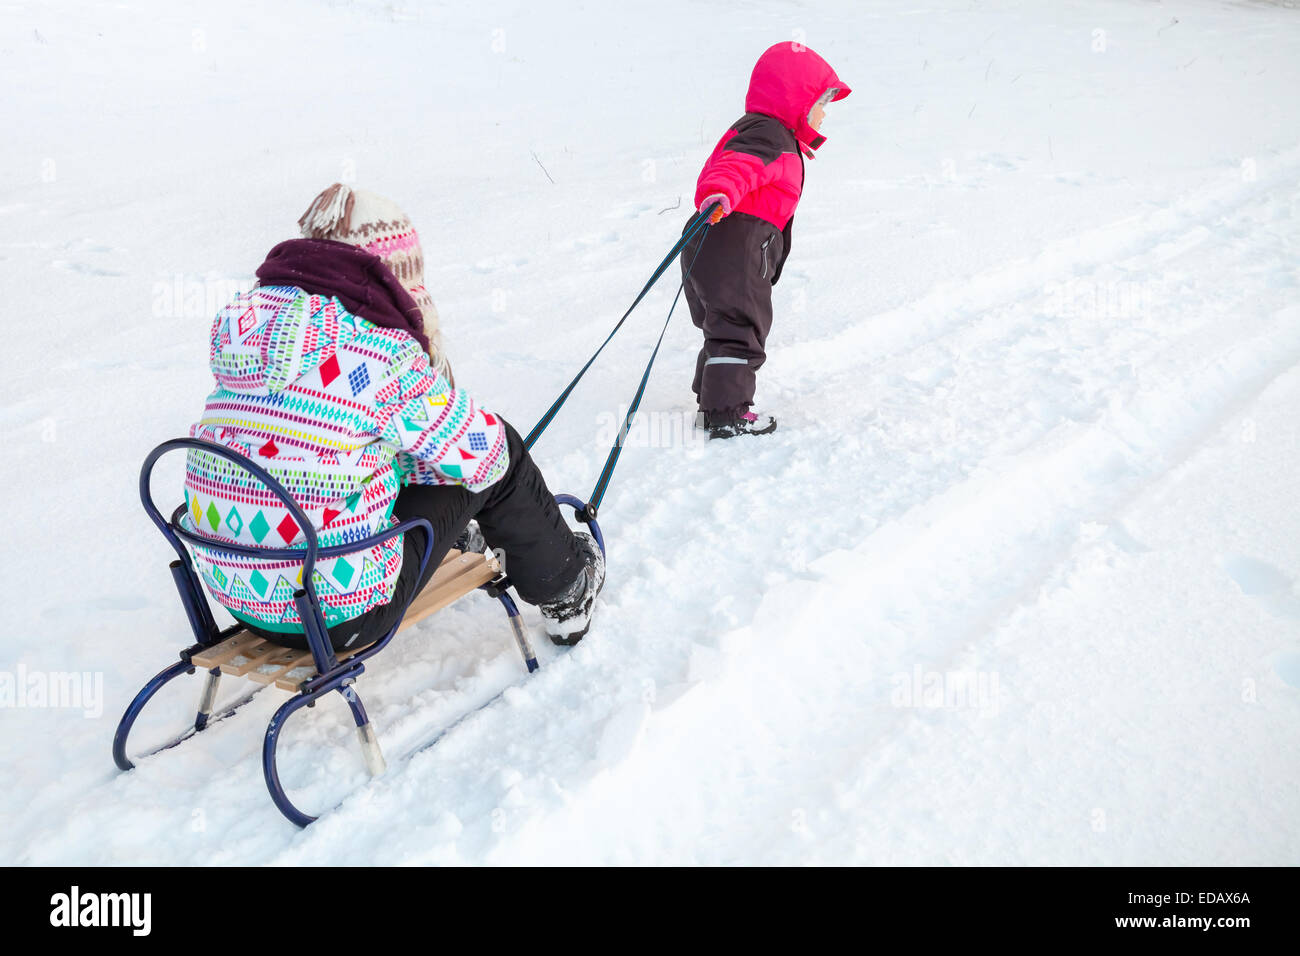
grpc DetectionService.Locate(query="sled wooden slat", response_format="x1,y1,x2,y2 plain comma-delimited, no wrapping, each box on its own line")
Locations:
190,549,502,693
190,630,267,669
223,639,286,677
274,666,318,692
400,550,500,630
247,646,315,686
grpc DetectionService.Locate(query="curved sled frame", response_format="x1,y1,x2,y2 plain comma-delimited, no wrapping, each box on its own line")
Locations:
116,439,604,827
555,493,605,558
118,437,444,827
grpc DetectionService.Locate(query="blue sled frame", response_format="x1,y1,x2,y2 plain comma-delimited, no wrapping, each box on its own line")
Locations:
114,437,603,827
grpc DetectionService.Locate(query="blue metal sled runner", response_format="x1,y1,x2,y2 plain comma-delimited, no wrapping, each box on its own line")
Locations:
115,437,602,827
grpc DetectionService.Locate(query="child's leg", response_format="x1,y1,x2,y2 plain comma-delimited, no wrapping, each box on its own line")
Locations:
390,421,584,606
685,287,709,403
246,420,586,652
361,420,586,639
259,485,474,653
682,217,782,414
342,420,586,645
468,420,586,604
322,506,465,653
697,304,771,413
682,229,710,403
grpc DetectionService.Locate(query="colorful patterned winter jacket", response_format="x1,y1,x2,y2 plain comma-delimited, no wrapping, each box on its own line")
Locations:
181,284,508,632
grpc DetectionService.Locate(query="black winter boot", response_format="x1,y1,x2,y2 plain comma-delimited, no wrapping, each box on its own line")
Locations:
538,532,605,645
699,408,777,439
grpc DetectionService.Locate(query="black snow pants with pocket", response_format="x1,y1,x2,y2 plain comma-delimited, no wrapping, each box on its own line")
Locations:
245,419,585,653
682,211,787,416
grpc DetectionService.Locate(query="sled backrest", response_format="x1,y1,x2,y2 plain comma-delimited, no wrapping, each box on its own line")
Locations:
139,437,434,672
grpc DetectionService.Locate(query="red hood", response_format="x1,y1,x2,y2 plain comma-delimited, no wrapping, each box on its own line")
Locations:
744,42,850,155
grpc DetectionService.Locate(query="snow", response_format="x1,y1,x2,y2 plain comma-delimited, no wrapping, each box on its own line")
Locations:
2,0,1299,864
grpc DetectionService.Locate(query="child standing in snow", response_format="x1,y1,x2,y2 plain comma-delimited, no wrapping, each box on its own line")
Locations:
684,41,850,438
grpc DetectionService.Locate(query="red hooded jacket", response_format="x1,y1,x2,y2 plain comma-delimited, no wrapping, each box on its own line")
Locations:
695,42,851,235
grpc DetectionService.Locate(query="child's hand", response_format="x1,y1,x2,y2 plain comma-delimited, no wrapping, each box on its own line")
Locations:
699,193,731,224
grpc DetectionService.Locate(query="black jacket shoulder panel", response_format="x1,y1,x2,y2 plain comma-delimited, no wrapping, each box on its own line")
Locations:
725,113,797,165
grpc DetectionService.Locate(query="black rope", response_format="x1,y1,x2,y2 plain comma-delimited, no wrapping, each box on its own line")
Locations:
582,222,712,519
523,203,718,451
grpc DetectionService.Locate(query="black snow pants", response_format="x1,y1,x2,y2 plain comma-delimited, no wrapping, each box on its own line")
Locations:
246,420,585,653
682,211,786,416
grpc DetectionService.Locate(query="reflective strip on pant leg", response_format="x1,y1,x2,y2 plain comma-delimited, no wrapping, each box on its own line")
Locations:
704,356,749,365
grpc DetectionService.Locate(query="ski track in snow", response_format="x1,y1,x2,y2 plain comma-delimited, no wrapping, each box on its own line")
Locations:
3,0,1299,864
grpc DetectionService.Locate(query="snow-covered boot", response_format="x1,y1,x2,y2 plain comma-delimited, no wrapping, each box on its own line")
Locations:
452,519,486,554
539,532,605,646
700,408,777,439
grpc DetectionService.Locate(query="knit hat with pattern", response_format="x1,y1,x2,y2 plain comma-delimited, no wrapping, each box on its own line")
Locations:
297,184,451,379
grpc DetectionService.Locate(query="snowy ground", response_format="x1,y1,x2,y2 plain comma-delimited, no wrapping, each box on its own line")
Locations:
2,0,1298,864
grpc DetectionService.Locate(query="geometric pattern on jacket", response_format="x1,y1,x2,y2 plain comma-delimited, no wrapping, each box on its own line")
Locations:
181,284,508,632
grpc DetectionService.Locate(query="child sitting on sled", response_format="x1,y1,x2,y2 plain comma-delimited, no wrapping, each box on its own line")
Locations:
181,184,604,649
683,41,850,438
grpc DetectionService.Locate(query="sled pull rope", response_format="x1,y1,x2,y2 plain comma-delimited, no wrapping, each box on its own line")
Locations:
523,203,719,452
581,222,711,521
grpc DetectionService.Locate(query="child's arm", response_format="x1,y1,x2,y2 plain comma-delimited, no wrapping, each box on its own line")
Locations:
696,121,791,219
368,333,509,493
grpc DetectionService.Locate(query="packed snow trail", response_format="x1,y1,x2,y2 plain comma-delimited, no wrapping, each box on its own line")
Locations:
2,0,1298,864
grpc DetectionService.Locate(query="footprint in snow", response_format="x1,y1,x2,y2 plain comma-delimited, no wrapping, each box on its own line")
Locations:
975,152,1026,172
51,259,124,278
1105,523,1151,555
903,363,955,388
65,238,119,254
470,255,529,274
1272,651,1300,690
1219,554,1300,622
560,231,620,252
610,201,653,220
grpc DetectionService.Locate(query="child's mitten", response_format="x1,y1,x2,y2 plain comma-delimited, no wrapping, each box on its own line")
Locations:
698,193,731,224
